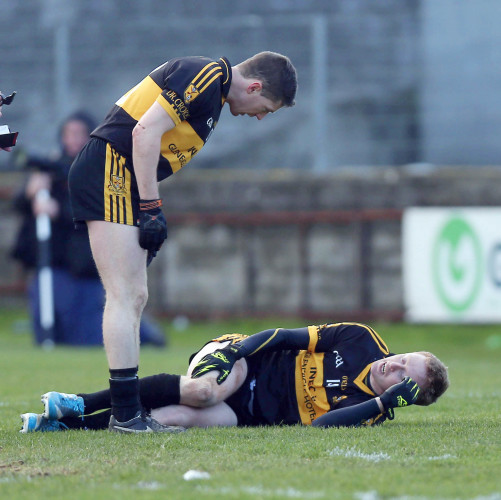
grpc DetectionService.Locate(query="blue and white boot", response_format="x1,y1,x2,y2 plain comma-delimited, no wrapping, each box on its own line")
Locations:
41,392,85,420
20,413,68,433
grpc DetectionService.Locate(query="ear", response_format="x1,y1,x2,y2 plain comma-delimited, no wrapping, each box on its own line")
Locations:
246,82,262,94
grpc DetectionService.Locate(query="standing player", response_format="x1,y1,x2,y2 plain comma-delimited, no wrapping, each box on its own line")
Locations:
21,322,449,431
68,52,298,433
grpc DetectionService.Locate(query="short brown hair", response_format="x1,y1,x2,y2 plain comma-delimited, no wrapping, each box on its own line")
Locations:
415,352,449,406
238,51,297,107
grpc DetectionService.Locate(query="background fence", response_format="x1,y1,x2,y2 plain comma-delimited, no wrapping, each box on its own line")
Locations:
2,0,501,320
3,0,501,172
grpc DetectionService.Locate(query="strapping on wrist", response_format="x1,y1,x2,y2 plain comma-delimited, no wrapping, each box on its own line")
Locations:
139,199,163,211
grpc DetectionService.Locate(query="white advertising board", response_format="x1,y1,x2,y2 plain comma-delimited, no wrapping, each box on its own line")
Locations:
403,208,501,323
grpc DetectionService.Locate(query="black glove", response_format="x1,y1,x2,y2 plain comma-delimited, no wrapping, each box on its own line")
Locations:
191,345,242,385
379,376,420,412
138,199,167,253
146,250,157,267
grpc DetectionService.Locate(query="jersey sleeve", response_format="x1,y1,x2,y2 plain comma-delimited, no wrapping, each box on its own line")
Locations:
236,327,311,358
311,398,388,428
312,323,390,356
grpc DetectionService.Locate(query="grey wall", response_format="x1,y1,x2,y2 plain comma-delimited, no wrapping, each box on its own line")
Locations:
3,1,501,170
421,0,501,164
2,165,501,318
2,0,419,170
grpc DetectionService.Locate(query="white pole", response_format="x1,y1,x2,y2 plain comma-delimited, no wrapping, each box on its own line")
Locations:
36,189,55,349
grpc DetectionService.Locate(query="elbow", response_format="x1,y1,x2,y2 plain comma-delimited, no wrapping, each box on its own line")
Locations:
132,122,145,146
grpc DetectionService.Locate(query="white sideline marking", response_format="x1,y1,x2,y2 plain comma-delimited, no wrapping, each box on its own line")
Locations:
427,454,456,460
196,485,325,498
329,446,390,463
355,492,382,500
355,492,501,500
183,469,211,481
135,481,164,490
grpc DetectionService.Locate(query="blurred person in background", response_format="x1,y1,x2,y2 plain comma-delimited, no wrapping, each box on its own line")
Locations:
10,112,166,347
68,51,298,432
20,321,449,432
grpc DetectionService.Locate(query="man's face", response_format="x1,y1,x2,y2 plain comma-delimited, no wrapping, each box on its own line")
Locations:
62,120,89,158
228,83,282,120
370,353,428,395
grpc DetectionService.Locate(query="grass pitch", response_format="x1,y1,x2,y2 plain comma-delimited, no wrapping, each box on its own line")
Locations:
0,309,500,500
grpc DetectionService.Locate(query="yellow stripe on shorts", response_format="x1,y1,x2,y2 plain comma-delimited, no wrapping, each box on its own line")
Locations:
104,143,134,225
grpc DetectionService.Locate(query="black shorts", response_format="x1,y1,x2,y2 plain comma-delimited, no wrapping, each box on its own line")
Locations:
69,137,139,227
224,362,261,427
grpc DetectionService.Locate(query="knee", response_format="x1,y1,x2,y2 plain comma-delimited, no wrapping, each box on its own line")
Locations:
106,283,148,314
132,285,148,314
182,378,218,407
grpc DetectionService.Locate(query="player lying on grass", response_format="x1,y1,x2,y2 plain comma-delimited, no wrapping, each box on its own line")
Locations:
20,322,449,432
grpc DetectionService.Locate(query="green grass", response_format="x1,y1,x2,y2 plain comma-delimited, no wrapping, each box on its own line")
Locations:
1,309,500,499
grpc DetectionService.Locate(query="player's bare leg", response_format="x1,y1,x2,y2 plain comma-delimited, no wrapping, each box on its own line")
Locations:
152,402,238,428
87,220,178,432
88,221,146,370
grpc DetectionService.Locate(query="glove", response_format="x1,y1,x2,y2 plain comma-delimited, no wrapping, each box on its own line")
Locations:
379,376,420,412
191,345,242,384
138,199,167,253
146,250,157,267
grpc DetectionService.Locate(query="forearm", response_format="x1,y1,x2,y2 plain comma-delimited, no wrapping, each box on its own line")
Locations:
311,399,384,428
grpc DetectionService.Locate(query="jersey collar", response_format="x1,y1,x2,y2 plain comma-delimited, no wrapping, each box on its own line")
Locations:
218,57,232,100
353,363,376,396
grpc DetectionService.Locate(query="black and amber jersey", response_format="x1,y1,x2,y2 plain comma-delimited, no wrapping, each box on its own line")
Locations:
215,323,391,427
91,56,232,181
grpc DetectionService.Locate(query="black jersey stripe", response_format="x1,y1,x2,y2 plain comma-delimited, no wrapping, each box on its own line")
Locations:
191,62,220,87
199,71,223,94
196,67,223,91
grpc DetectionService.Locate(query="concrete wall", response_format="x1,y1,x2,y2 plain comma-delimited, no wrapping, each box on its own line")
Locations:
2,166,501,318
420,0,501,164
3,165,501,318
151,165,501,318
0,0,419,171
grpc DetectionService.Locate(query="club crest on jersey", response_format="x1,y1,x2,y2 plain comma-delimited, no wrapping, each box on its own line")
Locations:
184,84,200,103
109,175,127,195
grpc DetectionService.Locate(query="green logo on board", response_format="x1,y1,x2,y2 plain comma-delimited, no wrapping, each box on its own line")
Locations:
432,217,482,311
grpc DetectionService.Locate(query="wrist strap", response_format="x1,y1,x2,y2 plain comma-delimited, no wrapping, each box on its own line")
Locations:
139,199,162,211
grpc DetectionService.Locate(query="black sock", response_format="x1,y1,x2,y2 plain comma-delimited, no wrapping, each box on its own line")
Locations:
79,373,181,414
109,367,141,422
139,374,181,410
78,389,112,415
61,410,111,430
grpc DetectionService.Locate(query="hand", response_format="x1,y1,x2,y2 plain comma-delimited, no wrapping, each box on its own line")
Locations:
191,345,242,385
379,376,420,411
138,199,167,252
